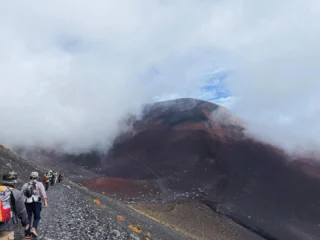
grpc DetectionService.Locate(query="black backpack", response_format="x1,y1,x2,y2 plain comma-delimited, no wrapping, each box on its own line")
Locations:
24,182,36,198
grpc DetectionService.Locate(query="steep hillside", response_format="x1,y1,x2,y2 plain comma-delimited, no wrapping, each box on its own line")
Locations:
0,146,42,188
17,98,320,240
0,146,192,240
101,98,320,240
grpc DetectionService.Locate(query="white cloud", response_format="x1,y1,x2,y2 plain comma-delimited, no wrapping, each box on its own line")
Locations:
214,96,236,109
0,0,319,153
219,1,320,153
0,0,211,152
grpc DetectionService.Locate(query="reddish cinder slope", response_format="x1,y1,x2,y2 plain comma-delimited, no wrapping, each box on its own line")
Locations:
17,98,320,240
99,98,320,240
81,178,161,199
103,99,244,179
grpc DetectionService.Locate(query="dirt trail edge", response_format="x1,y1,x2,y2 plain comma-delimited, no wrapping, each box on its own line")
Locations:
15,180,191,240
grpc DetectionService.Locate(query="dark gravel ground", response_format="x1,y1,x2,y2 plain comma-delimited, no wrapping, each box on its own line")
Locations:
0,148,189,240
32,181,190,240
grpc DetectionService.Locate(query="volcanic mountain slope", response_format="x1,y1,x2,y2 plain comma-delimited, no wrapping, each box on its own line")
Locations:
0,147,192,240
101,98,320,240
18,98,320,240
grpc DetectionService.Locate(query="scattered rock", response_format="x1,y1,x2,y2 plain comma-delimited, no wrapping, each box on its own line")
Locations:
130,233,141,240
110,229,121,238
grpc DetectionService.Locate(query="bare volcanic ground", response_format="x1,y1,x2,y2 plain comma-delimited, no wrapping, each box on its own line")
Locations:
17,98,320,240
33,180,190,240
81,178,161,200
129,202,265,240
0,146,263,240
0,147,191,240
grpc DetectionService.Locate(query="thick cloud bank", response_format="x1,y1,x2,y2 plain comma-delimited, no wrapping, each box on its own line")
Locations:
0,0,319,153
223,1,320,153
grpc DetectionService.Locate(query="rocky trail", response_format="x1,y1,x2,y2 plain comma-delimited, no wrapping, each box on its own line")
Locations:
0,147,187,240
14,180,190,240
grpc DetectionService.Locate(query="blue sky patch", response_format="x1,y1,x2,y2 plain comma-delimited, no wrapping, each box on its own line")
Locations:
199,68,231,103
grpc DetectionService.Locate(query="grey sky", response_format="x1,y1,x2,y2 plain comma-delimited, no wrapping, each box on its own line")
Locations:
0,0,319,154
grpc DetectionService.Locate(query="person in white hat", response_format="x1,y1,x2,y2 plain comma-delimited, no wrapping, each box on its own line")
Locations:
21,172,48,239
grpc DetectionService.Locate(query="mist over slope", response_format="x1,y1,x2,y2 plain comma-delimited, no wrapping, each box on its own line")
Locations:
1,0,320,154
79,99,320,240
18,98,320,240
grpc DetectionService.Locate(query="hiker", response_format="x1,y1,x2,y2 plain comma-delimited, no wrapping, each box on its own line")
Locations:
0,171,29,240
48,170,54,186
54,172,58,184
22,172,48,239
58,173,64,183
50,171,55,186
43,174,49,191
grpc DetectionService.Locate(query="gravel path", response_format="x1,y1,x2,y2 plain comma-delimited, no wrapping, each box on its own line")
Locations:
0,148,187,240
15,180,190,240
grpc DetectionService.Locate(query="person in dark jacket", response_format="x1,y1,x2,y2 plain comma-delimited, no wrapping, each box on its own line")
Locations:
58,173,64,183
0,171,29,240
49,171,55,186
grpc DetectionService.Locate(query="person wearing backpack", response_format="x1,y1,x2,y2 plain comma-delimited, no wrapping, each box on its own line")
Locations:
0,171,29,240
43,174,49,191
21,172,47,239
58,173,64,183
54,172,58,184
49,171,54,186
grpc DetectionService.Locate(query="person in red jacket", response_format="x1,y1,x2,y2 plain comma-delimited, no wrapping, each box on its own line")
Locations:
43,174,49,191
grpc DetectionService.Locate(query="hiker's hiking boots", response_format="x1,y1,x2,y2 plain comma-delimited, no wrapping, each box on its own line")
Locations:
25,227,38,239
30,227,38,237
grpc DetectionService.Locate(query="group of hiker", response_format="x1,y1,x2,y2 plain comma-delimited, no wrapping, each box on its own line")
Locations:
0,170,64,240
42,170,64,191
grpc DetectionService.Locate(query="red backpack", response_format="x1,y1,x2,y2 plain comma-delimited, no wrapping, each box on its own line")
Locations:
0,186,13,222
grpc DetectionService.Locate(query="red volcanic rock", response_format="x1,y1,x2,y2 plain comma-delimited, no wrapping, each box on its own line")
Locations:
80,178,161,199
